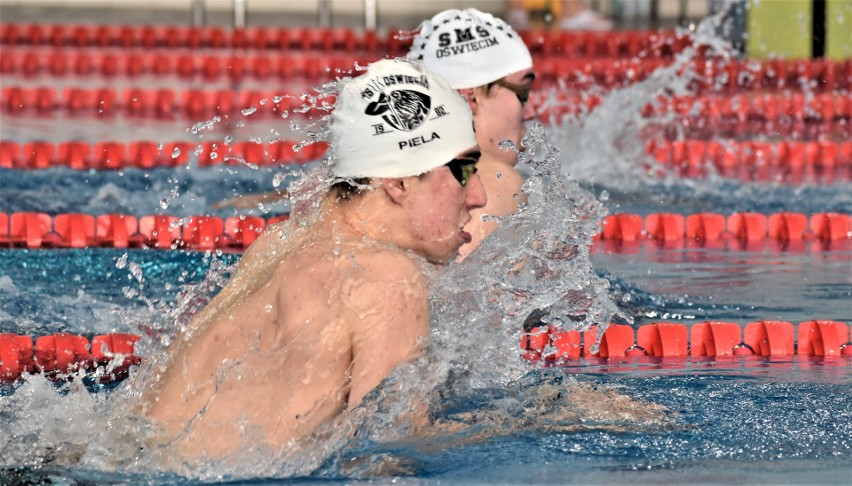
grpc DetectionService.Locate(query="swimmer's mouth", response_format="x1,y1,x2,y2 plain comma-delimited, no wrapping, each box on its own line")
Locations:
459,230,472,243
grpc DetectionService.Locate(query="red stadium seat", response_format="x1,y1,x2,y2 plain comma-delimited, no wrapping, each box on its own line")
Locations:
181,216,224,250
9,212,52,248
223,216,266,249
52,213,96,248
96,214,139,248
138,215,181,249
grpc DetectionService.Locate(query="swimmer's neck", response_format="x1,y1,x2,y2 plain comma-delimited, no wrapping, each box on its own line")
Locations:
480,150,521,169
320,190,409,251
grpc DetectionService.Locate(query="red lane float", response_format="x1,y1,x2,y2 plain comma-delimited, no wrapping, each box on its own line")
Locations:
1,332,140,384
0,140,328,170
596,212,852,249
521,320,852,363
0,85,337,120
0,211,849,251
4,320,847,384
0,212,284,250
2,47,848,94
649,139,852,183
0,23,686,58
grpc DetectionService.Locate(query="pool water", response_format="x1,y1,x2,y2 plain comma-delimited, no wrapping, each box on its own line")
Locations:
2,9,852,486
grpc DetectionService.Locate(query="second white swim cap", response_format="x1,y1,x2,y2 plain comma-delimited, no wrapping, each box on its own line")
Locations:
407,8,533,90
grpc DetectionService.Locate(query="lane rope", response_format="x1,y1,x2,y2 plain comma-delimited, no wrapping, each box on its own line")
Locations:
3,320,849,385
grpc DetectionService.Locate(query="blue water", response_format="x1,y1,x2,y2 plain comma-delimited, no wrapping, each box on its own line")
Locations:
2,16,852,486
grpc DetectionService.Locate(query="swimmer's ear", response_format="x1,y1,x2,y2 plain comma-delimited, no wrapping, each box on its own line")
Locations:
458,88,478,114
380,177,408,204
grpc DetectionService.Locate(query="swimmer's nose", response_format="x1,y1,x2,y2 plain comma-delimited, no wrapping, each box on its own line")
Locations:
522,96,536,121
465,173,487,209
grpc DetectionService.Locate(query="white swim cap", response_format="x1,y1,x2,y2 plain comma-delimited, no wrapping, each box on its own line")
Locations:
331,58,476,179
407,8,533,90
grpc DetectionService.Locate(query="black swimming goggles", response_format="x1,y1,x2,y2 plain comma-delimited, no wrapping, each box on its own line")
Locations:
493,79,532,106
445,151,481,187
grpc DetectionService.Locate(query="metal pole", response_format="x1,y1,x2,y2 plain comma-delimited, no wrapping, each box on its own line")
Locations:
364,0,377,32
233,0,247,28
318,0,332,28
191,0,206,27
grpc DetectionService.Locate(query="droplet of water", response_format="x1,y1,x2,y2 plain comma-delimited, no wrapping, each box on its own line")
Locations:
160,198,169,209
242,106,258,116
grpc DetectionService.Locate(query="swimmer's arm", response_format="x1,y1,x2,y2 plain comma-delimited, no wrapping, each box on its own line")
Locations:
346,270,429,408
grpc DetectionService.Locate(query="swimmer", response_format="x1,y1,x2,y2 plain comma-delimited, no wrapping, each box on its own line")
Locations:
217,9,534,261
141,59,486,462
408,8,536,259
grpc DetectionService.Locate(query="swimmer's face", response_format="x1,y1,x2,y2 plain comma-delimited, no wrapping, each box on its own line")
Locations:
470,67,536,165
404,150,487,263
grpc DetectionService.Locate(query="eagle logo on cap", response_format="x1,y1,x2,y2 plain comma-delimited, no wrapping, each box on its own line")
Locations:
365,90,431,132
